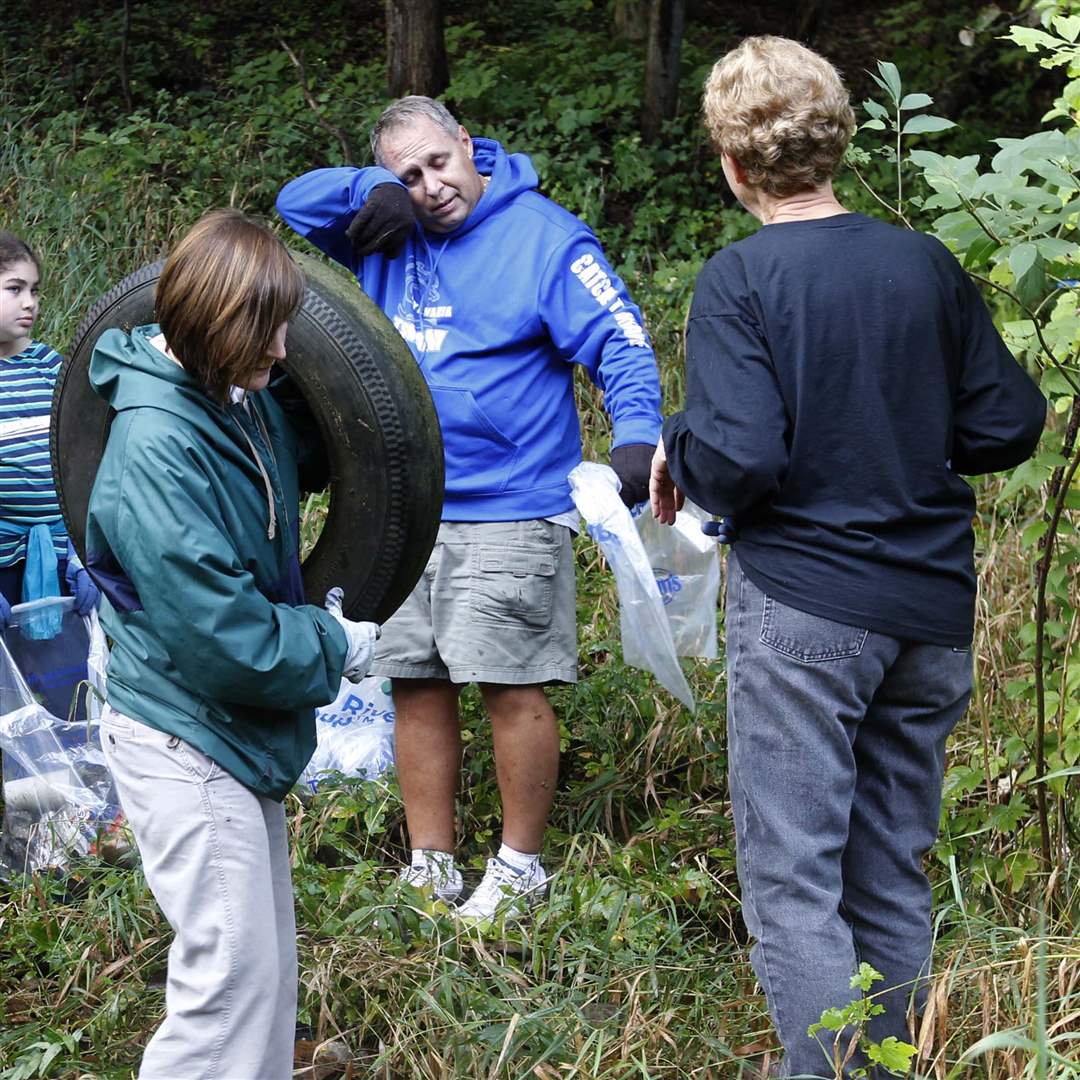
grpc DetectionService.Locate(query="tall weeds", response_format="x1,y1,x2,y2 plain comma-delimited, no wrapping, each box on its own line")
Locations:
1,9,1077,1079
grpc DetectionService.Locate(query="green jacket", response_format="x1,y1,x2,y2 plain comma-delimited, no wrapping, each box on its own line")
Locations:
85,325,347,799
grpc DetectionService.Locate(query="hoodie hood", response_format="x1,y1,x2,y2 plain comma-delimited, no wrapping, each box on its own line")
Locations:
92,324,209,412
90,323,286,544
90,324,244,444
436,138,539,241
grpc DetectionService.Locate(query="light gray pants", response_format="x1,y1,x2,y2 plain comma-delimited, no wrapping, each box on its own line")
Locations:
100,705,297,1080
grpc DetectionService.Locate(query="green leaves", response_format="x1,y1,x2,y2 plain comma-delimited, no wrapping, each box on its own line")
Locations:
851,962,885,994
899,92,934,110
1008,241,1039,283
901,114,956,135
866,1036,919,1074
862,61,955,140
807,965,916,1078
869,60,903,104
1007,25,1072,54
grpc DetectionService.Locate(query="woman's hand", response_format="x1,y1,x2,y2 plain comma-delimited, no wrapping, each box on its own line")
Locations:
649,435,684,525
325,587,381,681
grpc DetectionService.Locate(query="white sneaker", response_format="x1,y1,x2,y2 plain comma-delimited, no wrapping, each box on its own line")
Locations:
397,856,463,903
454,857,549,922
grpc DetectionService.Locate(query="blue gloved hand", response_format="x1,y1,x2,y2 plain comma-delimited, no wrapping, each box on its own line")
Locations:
65,543,101,616
0,592,10,626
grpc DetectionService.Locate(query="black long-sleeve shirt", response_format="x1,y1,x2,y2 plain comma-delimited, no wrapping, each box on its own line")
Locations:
663,213,1046,646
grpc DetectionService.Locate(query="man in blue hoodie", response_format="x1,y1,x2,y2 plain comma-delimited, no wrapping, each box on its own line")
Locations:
277,96,662,920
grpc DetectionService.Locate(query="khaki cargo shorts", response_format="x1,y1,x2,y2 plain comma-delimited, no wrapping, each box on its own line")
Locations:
370,519,577,685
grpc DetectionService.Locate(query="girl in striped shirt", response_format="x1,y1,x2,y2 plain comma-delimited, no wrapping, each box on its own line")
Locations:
0,232,99,626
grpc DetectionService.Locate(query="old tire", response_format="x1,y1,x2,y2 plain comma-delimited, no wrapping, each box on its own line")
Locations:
51,252,443,624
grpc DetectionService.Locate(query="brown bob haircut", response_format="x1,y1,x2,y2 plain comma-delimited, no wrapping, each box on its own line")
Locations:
155,209,305,402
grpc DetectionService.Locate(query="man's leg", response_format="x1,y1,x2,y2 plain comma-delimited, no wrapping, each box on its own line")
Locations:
392,678,463,853
841,642,972,1047
480,682,559,853
370,525,462,884
437,520,575,919
725,554,898,1078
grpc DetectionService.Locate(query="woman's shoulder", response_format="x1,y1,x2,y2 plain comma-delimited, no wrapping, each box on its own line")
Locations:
101,405,210,495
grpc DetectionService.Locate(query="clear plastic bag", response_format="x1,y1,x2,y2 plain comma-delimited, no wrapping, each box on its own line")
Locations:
633,499,720,659
299,674,396,794
569,462,694,710
0,597,120,876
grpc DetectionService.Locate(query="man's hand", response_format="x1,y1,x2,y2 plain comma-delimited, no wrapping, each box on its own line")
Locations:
345,184,415,258
610,442,654,507
649,435,684,525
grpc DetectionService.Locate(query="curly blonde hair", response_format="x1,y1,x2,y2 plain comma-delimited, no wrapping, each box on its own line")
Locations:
703,36,855,198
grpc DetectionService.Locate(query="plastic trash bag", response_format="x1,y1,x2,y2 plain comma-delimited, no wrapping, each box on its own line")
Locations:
0,597,119,876
568,462,694,710
299,674,396,794
633,499,720,659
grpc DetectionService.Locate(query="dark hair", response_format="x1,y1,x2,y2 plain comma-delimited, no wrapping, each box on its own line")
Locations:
0,232,40,276
155,209,305,403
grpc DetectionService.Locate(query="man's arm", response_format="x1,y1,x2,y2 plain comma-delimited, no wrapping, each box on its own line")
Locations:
537,233,662,499
950,272,1046,475
276,166,407,273
662,311,790,518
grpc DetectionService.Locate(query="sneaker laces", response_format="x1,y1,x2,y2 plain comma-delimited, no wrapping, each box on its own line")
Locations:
457,857,547,918
398,854,462,900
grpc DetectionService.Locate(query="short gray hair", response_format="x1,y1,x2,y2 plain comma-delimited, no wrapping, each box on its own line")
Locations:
370,96,460,165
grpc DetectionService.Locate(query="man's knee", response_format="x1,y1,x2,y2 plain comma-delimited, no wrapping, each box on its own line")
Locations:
478,682,551,720
391,678,462,715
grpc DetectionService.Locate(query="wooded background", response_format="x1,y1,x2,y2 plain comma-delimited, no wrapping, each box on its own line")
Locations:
1,2,1078,1078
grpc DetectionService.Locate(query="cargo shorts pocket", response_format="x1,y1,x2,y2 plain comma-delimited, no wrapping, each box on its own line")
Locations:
471,544,557,631
760,595,867,662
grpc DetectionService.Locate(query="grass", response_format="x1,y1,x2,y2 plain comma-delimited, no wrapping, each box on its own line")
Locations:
2,543,1077,1078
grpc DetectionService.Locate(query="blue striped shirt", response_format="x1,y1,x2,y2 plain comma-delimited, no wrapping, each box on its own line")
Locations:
0,341,67,567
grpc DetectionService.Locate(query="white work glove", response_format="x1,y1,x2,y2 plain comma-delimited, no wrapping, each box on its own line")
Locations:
324,587,380,682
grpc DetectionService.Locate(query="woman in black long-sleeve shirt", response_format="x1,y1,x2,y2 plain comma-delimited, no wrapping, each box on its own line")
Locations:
651,34,1045,1079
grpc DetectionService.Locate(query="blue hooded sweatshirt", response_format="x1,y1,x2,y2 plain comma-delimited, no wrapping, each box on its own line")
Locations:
277,138,662,521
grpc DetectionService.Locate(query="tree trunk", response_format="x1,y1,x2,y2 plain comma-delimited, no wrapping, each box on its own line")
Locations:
386,0,448,100
614,0,649,41
641,0,684,144
119,0,133,112
793,0,831,45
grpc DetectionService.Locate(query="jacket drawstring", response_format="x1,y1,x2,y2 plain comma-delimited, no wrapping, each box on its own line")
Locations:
416,234,451,344
231,403,278,542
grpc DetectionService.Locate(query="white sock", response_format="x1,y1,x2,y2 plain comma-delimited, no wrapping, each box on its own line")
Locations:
496,843,539,875
411,848,455,871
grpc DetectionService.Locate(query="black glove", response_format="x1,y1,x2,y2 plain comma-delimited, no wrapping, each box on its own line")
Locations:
610,442,655,507
702,517,739,545
345,183,415,258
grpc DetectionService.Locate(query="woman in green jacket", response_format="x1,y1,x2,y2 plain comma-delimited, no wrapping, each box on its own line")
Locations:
86,209,377,1080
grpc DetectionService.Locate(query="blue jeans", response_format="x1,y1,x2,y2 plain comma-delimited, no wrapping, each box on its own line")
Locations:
725,553,972,1078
